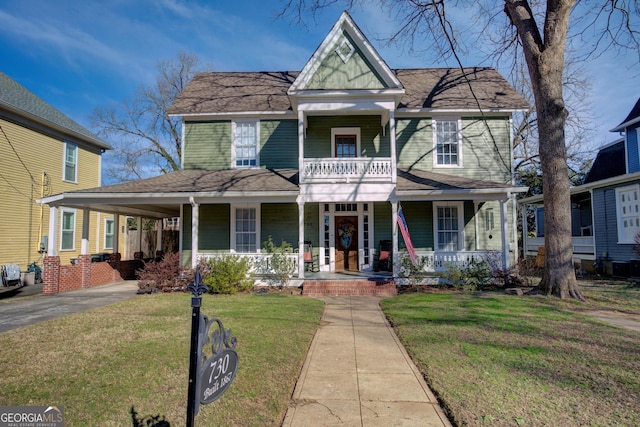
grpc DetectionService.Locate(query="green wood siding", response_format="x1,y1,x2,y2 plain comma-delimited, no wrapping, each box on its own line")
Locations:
461,117,512,183
401,202,434,250
305,116,389,158
396,118,433,171
374,202,392,244
306,32,386,90
304,203,320,246
260,120,298,168
261,204,298,248
396,117,512,183
183,121,231,170
199,205,230,251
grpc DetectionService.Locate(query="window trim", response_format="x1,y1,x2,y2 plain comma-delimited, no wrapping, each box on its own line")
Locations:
63,142,78,183
432,117,463,168
230,204,261,253
231,119,260,168
433,202,464,251
60,208,77,251
104,218,114,250
331,127,361,158
615,184,640,244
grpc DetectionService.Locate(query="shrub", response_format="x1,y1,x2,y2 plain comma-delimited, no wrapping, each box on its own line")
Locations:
441,259,492,292
260,236,297,289
136,252,190,293
204,255,253,294
399,255,430,289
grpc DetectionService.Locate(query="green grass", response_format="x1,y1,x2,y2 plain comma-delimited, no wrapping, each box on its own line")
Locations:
381,282,640,427
0,293,324,426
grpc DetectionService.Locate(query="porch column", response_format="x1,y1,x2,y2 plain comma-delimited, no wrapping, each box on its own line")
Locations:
156,219,163,253
391,201,399,277
48,206,58,256
511,195,519,265
522,202,529,261
81,208,90,255
136,216,142,257
298,110,305,184
389,110,397,184
500,199,509,269
113,214,120,255
474,201,480,250
190,198,199,268
298,201,305,279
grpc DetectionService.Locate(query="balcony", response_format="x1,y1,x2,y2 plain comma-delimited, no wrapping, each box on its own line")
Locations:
302,157,393,183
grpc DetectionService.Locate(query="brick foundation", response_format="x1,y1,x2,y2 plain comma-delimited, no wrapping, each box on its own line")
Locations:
302,280,397,296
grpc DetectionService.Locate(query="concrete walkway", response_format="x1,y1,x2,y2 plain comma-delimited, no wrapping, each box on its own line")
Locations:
0,281,139,333
283,296,452,427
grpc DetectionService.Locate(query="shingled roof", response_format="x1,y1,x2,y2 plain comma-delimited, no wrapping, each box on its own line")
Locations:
168,67,528,116
0,72,111,149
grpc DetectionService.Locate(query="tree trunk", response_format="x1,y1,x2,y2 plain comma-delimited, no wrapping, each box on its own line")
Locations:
505,0,584,300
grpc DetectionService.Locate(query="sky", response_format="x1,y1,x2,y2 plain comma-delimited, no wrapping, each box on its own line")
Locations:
1,0,638,169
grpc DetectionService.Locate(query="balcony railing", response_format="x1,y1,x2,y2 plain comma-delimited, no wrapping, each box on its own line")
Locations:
302,157,393,183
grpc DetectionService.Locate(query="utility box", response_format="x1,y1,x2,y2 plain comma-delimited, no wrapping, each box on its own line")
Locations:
612,261,630,278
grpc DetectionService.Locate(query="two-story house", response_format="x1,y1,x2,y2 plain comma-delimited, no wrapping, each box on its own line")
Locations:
0,71,125,274
521,96,640,277
39,12,528,292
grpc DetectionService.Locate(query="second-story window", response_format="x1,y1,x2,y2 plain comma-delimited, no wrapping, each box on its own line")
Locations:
331,127,360,158
64,142,78,182
433,118,462,167
233,120,259,167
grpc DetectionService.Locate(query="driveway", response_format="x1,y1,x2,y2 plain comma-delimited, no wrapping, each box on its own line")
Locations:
0,281,139,333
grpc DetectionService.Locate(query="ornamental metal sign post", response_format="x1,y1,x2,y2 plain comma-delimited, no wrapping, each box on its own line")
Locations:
186,267,238,427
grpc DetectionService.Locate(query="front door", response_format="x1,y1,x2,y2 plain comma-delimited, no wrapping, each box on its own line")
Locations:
335,216,358,271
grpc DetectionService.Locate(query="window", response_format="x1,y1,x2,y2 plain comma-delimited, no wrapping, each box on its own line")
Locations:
331,127,360,158
61,209,76,250
433,119,461,167
64,143,78,182
233,206,259,253
104,218,114,249
616,184,640,243
485,208,495,231
434,202,463,251
233,120,259,167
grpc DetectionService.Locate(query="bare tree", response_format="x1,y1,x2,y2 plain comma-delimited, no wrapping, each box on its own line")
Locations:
92,52,200,183
279,0,639,299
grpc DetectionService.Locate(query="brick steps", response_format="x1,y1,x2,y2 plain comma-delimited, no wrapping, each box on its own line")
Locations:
303,280,397,296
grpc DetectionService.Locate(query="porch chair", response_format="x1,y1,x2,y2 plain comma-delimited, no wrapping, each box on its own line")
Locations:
303,241,318,272
375,240,393,272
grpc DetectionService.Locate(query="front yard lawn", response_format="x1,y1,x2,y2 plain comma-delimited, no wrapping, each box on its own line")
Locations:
0,293,324,426
381,280,640,427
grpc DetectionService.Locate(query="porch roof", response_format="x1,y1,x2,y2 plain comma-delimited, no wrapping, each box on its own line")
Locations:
168,68,529,116
39,167,526,217
396,169,526,200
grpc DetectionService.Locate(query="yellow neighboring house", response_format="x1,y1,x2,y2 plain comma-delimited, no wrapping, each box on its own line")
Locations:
0,71,123,271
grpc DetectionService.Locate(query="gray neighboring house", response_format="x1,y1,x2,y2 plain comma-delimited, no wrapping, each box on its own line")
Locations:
521,97,640,277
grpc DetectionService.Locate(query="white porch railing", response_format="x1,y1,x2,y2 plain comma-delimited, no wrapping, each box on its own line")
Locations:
398,250,492,273
197,252,299,275
524,236,596,260
302,157,392,183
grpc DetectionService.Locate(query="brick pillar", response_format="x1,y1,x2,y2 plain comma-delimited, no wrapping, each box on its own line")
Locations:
43,256,60,295
79,254,92,288
109,253,123,281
